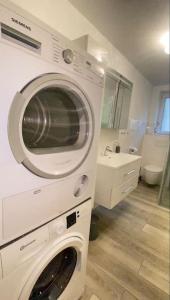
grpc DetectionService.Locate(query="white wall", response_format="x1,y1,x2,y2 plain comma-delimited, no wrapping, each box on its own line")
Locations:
10,0,153,154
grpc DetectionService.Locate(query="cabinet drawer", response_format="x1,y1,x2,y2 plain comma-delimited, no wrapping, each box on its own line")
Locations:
118,160,141,186
111,176,138,208
121,176,138,196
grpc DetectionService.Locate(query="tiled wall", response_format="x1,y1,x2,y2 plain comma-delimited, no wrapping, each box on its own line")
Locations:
99,128,118,155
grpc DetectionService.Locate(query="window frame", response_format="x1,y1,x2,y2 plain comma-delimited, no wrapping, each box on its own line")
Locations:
156,91,170,135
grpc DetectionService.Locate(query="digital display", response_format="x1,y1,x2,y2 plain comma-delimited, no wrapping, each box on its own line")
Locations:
67,212,76,229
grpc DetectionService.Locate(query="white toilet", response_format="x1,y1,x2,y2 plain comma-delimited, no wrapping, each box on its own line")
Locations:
144,165,163,185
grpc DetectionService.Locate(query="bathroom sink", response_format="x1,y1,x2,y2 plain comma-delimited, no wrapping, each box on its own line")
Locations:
98,152,141,169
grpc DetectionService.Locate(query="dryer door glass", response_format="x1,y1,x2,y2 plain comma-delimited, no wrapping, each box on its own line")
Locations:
29,247,77,300
8,73,94,178
22,87,89,153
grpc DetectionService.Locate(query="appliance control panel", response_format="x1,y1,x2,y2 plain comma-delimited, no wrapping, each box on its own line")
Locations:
66,211,80,229
49,209,80,237
0,3,104,87
67,212,76,228
51,34,104,87
49,200,91,237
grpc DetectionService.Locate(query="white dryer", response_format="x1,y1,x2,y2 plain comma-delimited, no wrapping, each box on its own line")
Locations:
0,199,91,300
0,1,104,245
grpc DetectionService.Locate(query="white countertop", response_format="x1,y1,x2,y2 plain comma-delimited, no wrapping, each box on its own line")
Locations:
98,152,142,169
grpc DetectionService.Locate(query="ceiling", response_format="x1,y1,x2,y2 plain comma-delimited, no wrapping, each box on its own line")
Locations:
69,0,169,86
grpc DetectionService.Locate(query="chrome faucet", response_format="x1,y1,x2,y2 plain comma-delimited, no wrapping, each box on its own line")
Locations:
104,145,113,156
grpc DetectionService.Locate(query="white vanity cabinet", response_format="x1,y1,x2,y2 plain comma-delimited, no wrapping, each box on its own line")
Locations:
95,154,141,209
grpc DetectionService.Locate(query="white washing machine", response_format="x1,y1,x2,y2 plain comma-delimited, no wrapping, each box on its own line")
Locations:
0,1,104,246
0,199,91,300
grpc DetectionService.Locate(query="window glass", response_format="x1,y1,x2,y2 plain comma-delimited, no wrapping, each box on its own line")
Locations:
29,247,77,300
22,87,88,152
157,95,170,134
160,98,170,133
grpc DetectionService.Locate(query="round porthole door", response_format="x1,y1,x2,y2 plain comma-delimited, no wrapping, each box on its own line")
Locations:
29,247,77,300
19,237,84,300
8,73,94,178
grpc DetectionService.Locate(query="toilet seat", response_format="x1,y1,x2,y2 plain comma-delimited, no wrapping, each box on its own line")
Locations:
144,165,162,173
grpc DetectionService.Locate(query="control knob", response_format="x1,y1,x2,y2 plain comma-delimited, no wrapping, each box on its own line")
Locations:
62,48,74,64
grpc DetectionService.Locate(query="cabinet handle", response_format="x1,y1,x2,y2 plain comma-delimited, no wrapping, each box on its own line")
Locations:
124,169,135,176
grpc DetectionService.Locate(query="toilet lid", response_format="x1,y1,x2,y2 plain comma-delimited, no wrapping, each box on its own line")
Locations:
144,165,162,173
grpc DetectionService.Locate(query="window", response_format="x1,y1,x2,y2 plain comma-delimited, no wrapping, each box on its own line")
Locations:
156,92,170,134
160,97,170,132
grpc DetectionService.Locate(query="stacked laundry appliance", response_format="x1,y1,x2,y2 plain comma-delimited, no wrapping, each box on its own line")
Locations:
0,0,104,299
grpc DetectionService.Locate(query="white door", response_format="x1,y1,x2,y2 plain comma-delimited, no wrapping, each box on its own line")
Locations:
8,73,94,178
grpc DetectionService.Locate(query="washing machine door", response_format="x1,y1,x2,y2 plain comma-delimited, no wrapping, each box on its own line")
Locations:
20,237,85,300
8,73,94,178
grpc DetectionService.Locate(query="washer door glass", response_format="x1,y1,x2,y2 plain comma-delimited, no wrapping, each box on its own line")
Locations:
29,247,77,300
22,87,87,153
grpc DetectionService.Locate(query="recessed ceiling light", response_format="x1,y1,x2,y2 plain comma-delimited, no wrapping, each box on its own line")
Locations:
160,32,170,55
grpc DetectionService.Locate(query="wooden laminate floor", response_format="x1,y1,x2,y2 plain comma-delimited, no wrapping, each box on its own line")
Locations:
81,183,170,300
